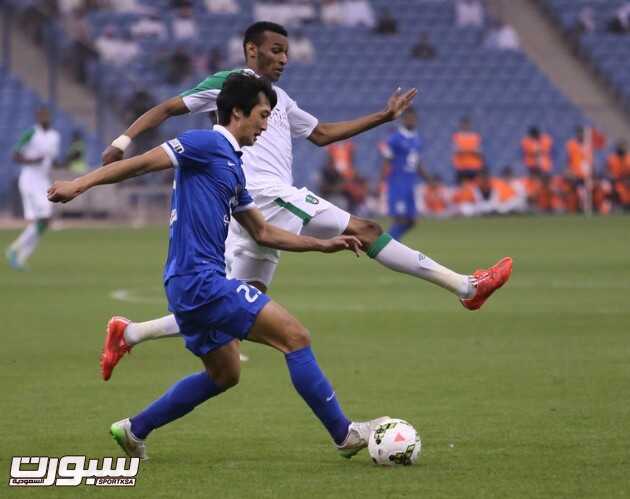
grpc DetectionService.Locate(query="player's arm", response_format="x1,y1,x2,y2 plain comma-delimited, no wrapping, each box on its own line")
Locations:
48,147,172,203
12,151,44,164
102,96,190,165
308,87,417,146
234,207,362,255
417,160,430,181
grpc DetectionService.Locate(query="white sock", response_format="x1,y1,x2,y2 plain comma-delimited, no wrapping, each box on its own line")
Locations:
124,314,181,346
368,234,475,298
12,223,40,265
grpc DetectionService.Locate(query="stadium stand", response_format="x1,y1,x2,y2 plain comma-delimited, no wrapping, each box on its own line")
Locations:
12,0,588,188
541,0,630,108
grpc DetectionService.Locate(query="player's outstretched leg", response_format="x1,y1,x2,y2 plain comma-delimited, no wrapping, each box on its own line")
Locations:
247,300,387,458
100,315,249,381
111,342,240,458
344,216,512,309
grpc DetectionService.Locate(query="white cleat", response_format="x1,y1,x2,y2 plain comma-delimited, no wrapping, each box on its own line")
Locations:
110,418,148,460
336,416,390,459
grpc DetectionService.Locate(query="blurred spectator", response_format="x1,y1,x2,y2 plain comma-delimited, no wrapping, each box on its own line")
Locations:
577,7,596,34
452,180,480,217
161,48,194,85
607,2,630,34
203,46,225,74
131,13,167,40
410,33,437,60
94,26,140,66
321,0,343,25
477,168,527,215
374,8,397,35
422,176,451,218
63,5,98,83
343,0,376,28
565,126,592,182
123,90,159,156
550,174,580,213
226,31,245,66
108,0,154,14
455,0,484,28
290,31,315,64
65,130,89,174
452,116,484,183
484,22,520,51
521,126,553,175
321,140,367,214
606,142,630,210
592,176,613,214
205,0,241,14
173,5,199,40
254,0,316,27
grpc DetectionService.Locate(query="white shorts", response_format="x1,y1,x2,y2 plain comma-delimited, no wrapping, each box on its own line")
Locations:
225,185,351,287
18,172,52,221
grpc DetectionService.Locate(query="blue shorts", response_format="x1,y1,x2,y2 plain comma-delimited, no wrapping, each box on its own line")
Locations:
165,271,271,357
388,182,417,219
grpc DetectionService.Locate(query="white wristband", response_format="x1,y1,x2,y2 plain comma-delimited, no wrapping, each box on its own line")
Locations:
111,134,132,151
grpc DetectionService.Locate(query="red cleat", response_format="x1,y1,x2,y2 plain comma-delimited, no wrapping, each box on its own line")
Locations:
460,257,513,311
101,316,132,381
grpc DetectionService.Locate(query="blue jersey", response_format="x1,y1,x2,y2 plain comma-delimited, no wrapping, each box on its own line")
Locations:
161,127,254,285
382,127,423,183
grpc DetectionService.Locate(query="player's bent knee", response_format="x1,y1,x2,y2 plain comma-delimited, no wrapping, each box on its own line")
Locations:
284,318,311,352
207,366,240,390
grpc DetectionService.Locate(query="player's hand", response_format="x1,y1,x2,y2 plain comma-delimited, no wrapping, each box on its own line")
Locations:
47,180,82,203
383,87,418,121
102,145,124,165
319,236,362,256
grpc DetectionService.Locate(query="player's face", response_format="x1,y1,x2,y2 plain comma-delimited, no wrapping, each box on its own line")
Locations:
37,109,51,129
402,111,417,130
253,31,289,82
240,93,272,146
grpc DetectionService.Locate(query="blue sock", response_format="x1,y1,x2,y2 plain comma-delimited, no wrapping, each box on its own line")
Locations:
388,222,412,241
130,372,224,439
285,346,351,445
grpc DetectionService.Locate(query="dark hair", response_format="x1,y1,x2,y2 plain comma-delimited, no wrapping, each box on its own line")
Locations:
216,72,277,125
242,21,288,56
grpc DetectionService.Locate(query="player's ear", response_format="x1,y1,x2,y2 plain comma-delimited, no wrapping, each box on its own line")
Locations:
244,41,257,61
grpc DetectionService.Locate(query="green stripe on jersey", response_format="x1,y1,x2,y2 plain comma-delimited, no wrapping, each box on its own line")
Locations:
14,127,35,151
274,198,312,225
180,69,246,97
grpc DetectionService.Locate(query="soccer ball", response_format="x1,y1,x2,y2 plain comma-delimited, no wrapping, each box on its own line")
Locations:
368,418,421,466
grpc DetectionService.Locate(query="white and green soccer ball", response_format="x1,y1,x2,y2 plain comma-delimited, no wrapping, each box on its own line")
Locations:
368,418,421,466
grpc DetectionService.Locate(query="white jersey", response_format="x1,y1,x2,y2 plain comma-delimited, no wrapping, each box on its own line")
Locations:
180,69,318,192
15,124,61,183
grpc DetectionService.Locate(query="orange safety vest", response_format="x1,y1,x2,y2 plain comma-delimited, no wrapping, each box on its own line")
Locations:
490,178,517,203
327,142,355,179
521,134,553,173
566,139,592,179
606,152,630,179
452,182,478,204
452,131,483,170
423,185,448,213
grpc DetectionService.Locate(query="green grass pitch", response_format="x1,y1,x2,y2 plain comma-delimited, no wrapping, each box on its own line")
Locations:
1,216,629,498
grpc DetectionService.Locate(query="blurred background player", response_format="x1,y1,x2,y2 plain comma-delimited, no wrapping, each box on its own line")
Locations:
379,107,428,240
5,107,60,270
